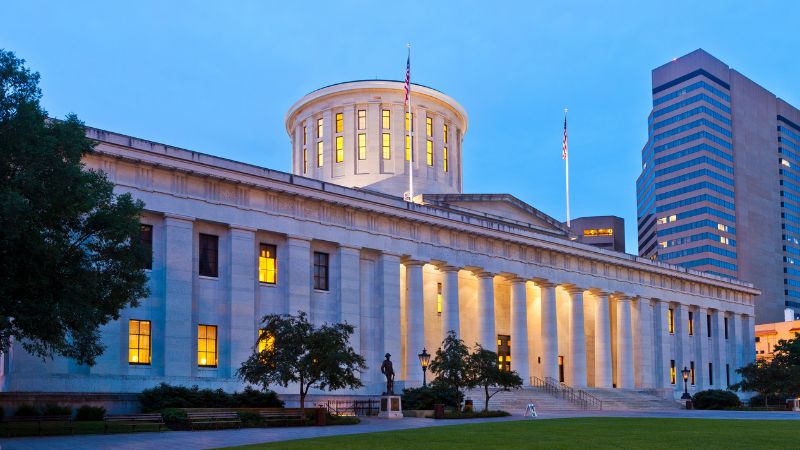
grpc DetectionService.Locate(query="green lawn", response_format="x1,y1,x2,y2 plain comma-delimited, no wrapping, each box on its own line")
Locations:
221,418,800,449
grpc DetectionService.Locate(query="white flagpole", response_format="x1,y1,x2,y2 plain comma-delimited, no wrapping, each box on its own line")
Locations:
564,108,571,228
407,43,414,202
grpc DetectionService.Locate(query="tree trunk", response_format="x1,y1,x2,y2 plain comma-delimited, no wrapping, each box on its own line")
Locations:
484,384,490,412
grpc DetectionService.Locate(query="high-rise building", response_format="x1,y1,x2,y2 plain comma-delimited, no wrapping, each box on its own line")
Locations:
568,216,626,252
636,49,800,323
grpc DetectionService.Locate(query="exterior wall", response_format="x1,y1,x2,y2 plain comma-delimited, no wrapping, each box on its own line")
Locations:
755,319,800,360
0,126,757,399
285,81,467,197
570,216,625,252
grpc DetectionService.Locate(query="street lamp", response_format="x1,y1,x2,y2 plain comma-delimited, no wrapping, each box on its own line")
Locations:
681,366,691,400
418,348,431,387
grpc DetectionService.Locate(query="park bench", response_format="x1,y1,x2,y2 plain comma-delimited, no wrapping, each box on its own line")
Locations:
186,411,242,430
259,409,307,427
104,413,165,433
3,415,74,436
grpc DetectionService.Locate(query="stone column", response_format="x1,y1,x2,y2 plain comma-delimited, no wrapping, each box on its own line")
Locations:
592,290,613,388
566,286,587,388
228,226,256,377
634,297,655,389
404,260,426,384
339,246,361,356
695,307,708,390
440,266,461,340
380,253,402,387
742,314,755,366
656,300,673,389
509,277,530,384
731,313,744,385
615,295,635,389
538,281,559,381
286,236,311,315
674,303,689,386
712,310,727,388
475,271,497,349
164,215,194,377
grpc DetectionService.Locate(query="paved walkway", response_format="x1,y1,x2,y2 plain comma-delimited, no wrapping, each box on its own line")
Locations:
2,410,799,450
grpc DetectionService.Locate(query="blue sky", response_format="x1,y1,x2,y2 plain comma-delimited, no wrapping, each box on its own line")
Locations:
2,1,799,253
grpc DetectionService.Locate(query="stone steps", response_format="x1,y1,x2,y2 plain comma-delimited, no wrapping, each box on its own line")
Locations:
464,388,587,414
582,388,681,411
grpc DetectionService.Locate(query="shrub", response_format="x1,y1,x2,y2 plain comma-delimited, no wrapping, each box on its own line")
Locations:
402,385,463,410
160,408,188,423
237,411,263,427
692,389,742,409
139,383,283,412
326,414,360,425
75,405,106,421
0,406,4,421
748,393,785,407
443,409,510,419
42,403,72,416
14,404,40,416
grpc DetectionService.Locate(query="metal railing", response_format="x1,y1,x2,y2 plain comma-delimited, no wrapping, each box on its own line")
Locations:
321,399,380,416
530,376,602,410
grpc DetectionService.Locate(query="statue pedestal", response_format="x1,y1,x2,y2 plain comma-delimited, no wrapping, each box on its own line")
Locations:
377,395,403,419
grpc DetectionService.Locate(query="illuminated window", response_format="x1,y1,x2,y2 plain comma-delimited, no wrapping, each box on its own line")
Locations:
382,133,391,160
303,126,307,145
317,118,323,138
335,113,343,133
382,110,390,129
199,233,218,277
358,134,366,160
258,244,277,284
782,158,791,168
690,361,696,385
317,141,323,167
558,355,564,382
688,311,694,336
313,251,329,291
437,282,442,316
668,308,675,334
426,140,433,166
443,148,448,172
335,136,344,163
426,116,432,136
405,112,413,131
198,324,217,367
140,224,153,270
258,328,275,353
670,359,676,384
357,110,366,130
717,223,728,232
443,124,448,144
720,236,730,245
129,319,151,365
405,136,411,161
303,148,307,174
497,335,511,372
583,228,613,237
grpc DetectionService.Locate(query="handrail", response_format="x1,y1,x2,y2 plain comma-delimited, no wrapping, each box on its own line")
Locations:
530,376,602,410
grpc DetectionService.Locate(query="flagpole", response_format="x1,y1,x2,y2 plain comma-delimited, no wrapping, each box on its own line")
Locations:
564,108,570,228
407,43,414,202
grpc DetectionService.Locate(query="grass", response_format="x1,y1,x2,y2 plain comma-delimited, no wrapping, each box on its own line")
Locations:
219,417,800,449
0,421,164,438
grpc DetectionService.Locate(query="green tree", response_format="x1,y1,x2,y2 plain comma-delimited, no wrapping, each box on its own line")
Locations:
428,330,470,402
733,361,787,407
0,49,148,365
467,344,523,412
236,312,367,410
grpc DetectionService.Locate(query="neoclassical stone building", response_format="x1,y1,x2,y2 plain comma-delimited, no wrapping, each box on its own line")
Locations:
0,81,757,399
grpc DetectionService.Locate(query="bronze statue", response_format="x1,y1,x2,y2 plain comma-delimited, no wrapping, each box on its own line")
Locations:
380,353,395,395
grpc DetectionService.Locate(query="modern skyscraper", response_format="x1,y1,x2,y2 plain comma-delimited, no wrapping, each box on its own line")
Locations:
637,49,800,323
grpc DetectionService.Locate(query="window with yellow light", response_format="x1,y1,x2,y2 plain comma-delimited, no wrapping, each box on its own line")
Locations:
259,244,277,284
129,319,151,365
198,324,218,367
258,329,275,353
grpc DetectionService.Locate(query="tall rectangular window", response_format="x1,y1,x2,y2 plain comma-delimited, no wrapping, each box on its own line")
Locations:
405,136,411,161
335,136,344,163
426,140,433,166
140,224,153,270
437,282,442,316
668,308,675,334
382,133,391,160
199,233,218,278
405,112,413,131
358,133,367,160
357,110,366,130
725,363,730,387
335,112,343,133
426,116,433,136
198,324,217,367
313,252,329,290
303,125,307,145
258,328,275,353
707,314,712,337
688,311,694,336
259,244,277,284
443,148,448,172
443,124,448,144
670,359,676,384
303,148,307,174
724,317,729,339
128,319,151,365
382,110,390,129
317,118,323,138
708,362,714,385
690,361,695,385
317,141,324,167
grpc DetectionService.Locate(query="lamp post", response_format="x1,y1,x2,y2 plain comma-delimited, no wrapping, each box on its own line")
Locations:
681,366,691,400
418,348,431,387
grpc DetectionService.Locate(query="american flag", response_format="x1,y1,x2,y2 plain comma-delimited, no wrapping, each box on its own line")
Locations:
562,115,568,160
404,51,411,105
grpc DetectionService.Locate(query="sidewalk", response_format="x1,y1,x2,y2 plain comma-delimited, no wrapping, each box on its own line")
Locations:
2,410,799,450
